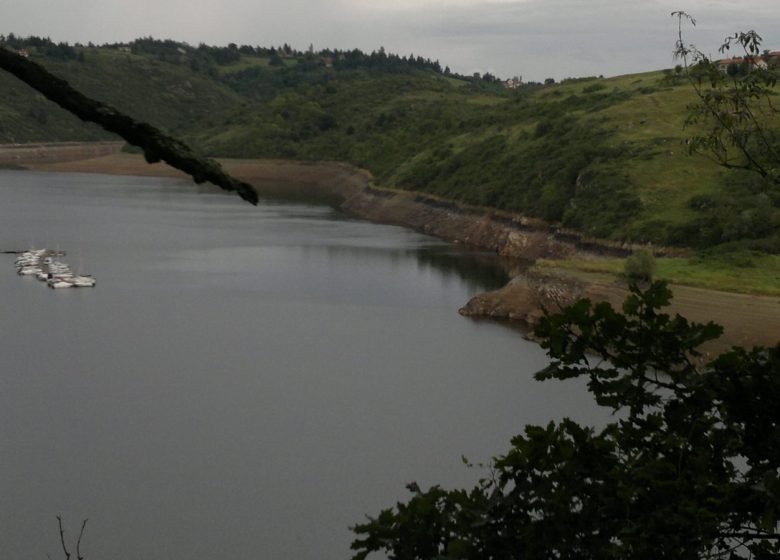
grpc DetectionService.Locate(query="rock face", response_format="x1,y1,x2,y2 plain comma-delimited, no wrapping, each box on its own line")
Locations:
339,190,583,262
458,272,584,328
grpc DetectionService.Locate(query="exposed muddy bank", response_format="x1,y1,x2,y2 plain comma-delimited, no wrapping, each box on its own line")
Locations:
0,141,123,166
223,160,669,262
25,150,666,263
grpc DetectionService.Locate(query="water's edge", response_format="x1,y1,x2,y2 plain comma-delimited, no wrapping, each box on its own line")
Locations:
19,148,780,352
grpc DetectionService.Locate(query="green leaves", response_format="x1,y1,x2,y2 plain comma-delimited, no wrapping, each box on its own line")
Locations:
674,15,780,189
351,283,780,559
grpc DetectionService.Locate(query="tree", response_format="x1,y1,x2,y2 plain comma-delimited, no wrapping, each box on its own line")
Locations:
269,52,284,66
351,282,780,559
624,247,656,282
673,12,780,188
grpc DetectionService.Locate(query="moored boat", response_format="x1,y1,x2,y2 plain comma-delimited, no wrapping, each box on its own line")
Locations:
10,248,95,289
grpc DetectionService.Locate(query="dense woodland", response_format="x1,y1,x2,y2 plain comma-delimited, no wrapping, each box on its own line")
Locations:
1,34,779,255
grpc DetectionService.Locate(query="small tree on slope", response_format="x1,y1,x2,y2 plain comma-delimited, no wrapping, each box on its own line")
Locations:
673,11,780,189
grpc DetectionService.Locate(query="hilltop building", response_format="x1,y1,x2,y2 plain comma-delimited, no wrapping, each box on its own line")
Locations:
717,50,780,73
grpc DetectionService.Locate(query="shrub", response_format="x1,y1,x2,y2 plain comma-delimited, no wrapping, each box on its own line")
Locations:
582,83,607,93
625,248,656,281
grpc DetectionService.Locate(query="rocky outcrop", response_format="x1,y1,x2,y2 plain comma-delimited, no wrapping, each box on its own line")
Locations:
458,271,585,328
335,184,685,262
340,189,582,262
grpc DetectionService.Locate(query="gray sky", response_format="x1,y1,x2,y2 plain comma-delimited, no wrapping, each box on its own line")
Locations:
3,0,780,81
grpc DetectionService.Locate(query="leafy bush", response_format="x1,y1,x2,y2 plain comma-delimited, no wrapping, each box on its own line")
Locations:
582,82,607,93
352,283,780,560
624,248,656,281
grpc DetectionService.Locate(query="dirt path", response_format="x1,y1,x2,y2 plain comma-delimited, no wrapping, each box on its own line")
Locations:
584,275,780,354
460,270,780,356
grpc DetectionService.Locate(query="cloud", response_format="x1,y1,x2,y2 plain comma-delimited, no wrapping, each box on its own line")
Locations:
2,0,779,80
341,0,531,11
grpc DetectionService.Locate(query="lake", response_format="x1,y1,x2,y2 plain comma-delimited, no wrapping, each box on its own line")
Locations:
0,170,602,560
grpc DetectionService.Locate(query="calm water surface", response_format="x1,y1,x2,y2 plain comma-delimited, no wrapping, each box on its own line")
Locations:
0,170,603,560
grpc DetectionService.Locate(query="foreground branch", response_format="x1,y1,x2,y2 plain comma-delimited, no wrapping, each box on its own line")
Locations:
0,47,258,205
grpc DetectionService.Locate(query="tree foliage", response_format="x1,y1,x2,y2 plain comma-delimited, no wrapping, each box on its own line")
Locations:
351,282,780,559
624,247,656,281
673,12,780,188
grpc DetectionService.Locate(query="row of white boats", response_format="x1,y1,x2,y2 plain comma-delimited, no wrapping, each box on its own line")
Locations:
15,249,96,288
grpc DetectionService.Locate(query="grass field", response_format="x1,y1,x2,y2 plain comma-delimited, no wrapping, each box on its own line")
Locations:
536,252,780,296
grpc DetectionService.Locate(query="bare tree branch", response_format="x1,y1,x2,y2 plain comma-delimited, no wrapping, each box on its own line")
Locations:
76,519,88,560
55,516,88,560
56,516,71,560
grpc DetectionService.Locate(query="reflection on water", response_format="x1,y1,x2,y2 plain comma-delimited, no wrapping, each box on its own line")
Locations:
414,247,522,292
0,170,603,560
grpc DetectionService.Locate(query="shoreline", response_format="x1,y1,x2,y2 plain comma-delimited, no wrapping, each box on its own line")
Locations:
0,141,123,167
14,148,780,354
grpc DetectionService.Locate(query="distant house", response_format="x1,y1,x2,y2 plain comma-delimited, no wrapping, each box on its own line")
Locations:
503,76,522,89
717,55,768,73
17,48,29,58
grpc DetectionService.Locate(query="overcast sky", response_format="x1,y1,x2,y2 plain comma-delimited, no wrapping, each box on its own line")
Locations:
3,0,780,81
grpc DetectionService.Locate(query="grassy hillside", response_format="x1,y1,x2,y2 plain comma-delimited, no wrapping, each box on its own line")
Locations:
193,62,779,254
0,40,244,142
1,37,779,258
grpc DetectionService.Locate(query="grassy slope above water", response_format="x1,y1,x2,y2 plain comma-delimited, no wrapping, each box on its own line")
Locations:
188,58,780,255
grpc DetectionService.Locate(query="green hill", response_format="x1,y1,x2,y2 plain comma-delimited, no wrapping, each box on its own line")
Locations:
1,36,778,256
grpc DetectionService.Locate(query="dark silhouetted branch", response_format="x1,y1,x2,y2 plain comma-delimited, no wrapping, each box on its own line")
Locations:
56,516,71,560
0,47,258,205
76,519,88,560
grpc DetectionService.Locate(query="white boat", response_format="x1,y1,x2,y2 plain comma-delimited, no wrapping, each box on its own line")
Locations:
71,276,96,287
46,274,74,285
18,266,42,275
47,275,95,288
19,249,45,257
